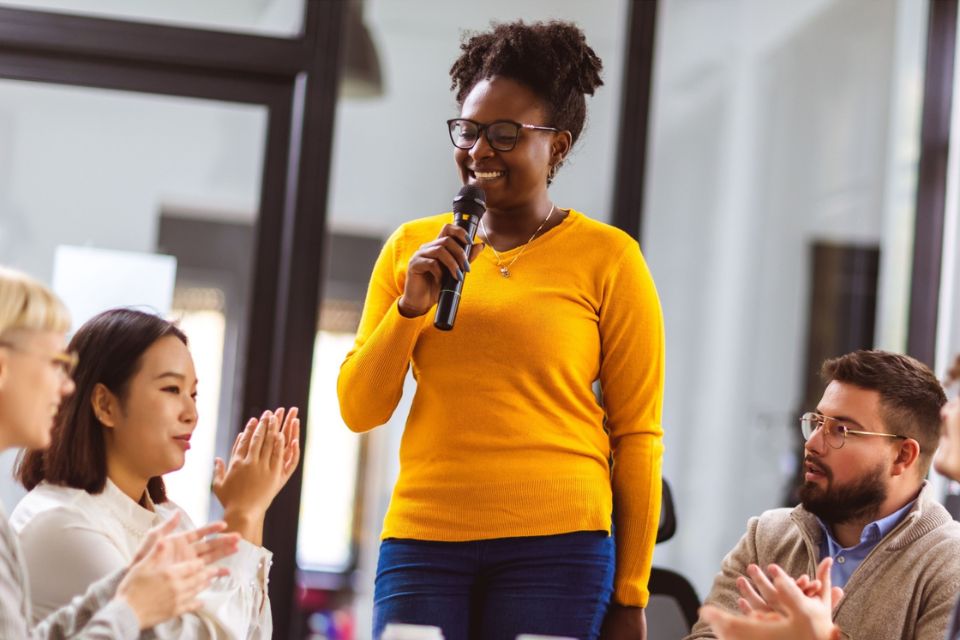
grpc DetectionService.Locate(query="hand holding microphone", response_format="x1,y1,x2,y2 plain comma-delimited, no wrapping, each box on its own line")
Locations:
398,185,486,326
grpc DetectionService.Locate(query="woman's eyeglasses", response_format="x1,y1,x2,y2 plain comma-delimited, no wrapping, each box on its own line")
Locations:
447,118,561,152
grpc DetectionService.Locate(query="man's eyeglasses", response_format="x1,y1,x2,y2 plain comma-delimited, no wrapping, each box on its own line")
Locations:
447,118,562,152
0,340,78,379
800,412,907,450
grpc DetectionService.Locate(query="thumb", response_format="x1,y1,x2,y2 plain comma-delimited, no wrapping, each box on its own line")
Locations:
469,242,485,261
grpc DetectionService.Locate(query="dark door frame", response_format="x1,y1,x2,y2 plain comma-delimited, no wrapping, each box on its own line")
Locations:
0,3,345,638
611,0,658,245
908,0,957,366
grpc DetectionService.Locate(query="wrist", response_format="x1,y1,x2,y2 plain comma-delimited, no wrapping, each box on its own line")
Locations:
112,593,146,630
397,297,426,318
223,508,265,545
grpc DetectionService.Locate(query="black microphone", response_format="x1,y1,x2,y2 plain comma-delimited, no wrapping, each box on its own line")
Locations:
434,185,486,331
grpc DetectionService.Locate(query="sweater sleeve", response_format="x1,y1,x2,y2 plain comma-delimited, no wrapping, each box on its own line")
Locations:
683,517,763,640
598,242,665,607
913,544,960,640
33,571,139,640
338,225,427,431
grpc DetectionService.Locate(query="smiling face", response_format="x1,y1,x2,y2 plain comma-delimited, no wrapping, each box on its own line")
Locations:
799,381,902,524
98,335,198,486
0,329,75,450
455,76,568,213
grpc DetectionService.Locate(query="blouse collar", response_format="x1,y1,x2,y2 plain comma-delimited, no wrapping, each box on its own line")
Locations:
102,477,164,537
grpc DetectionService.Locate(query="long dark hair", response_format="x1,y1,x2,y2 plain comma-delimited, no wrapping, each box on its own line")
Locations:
17,308,188,503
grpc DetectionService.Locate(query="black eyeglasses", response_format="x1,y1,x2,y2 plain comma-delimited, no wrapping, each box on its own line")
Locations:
800,412,908,450
447,118,562,152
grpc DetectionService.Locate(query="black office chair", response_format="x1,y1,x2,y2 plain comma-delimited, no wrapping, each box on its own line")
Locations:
646,479,701,638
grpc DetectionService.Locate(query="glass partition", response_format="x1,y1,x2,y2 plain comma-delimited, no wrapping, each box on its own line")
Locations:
0,77,267,528
644,0,929,597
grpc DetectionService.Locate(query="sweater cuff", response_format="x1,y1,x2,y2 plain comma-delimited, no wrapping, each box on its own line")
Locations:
94,599,140,639
614,580,650,608
392,298,432,331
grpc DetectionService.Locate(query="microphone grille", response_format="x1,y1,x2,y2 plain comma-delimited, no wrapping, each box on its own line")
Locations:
453,185,486,216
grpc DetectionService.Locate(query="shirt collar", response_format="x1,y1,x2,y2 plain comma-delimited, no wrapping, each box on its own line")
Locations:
816,497,917,550
103,477,164,535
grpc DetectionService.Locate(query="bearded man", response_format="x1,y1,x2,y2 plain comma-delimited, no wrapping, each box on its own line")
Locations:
685,350,960,640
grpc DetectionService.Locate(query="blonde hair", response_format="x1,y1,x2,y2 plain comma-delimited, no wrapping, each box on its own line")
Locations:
0,266,71,337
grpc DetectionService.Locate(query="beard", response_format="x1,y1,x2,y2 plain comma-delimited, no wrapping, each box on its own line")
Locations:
798,460,888,525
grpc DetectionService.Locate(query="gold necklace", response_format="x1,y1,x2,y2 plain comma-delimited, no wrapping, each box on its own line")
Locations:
479,205,556,278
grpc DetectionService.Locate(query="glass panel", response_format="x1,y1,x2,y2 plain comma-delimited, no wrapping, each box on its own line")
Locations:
0,0,304,38
644,0,928,597
297,329,362,572
0,78,268,530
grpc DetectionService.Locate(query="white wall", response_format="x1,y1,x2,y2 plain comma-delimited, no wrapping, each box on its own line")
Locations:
644,0,922,597
327,0,630,236
0,81,266,511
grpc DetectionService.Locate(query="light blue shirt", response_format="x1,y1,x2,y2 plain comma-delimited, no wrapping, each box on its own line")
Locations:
816,499,916,588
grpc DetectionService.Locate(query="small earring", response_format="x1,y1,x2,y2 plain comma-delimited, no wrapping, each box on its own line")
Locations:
547,163,558,186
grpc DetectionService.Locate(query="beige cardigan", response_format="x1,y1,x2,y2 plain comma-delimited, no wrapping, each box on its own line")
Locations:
686,484,960,640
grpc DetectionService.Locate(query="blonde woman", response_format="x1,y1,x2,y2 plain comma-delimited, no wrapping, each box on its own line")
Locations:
0,265,238,639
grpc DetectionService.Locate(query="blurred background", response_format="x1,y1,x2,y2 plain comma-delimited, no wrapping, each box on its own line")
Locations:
0,0,959,638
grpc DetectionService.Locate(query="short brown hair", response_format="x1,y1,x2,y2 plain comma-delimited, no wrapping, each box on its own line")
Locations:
17,308,187,503
821,350,945,474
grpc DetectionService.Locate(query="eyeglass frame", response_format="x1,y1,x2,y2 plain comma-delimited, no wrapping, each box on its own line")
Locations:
800,411,908,450
446,118,563,152
0,340,78,378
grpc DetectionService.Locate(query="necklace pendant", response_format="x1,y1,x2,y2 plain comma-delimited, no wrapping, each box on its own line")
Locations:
499,267,510,278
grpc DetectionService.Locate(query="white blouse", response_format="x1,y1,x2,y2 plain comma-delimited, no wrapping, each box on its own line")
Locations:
9,480,273,639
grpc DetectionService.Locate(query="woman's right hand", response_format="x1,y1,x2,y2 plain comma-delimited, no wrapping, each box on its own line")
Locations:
115,514,239,629
398,224,484,317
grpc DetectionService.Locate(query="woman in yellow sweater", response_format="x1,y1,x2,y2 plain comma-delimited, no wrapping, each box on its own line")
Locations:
338,20,665,640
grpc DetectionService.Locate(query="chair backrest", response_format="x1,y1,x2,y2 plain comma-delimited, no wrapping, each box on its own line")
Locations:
647,478,700,639
656,478,677,543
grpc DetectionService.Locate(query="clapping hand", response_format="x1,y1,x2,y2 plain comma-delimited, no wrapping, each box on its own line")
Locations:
116,512,240,629
212,407,301,545
700,558,842,640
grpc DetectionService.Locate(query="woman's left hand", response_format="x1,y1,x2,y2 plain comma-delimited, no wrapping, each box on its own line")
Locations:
600,604,646,640
212,407,301,545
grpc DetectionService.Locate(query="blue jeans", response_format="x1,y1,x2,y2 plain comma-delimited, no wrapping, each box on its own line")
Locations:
373,531,614,640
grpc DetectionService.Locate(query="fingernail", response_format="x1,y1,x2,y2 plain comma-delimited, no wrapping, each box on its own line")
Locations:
464,260,471,273
457,268,464,280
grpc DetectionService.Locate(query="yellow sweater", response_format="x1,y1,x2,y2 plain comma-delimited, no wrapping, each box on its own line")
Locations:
338,210,665,607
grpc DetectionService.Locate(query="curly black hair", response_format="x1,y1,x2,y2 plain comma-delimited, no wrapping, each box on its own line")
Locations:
449,20,604,150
